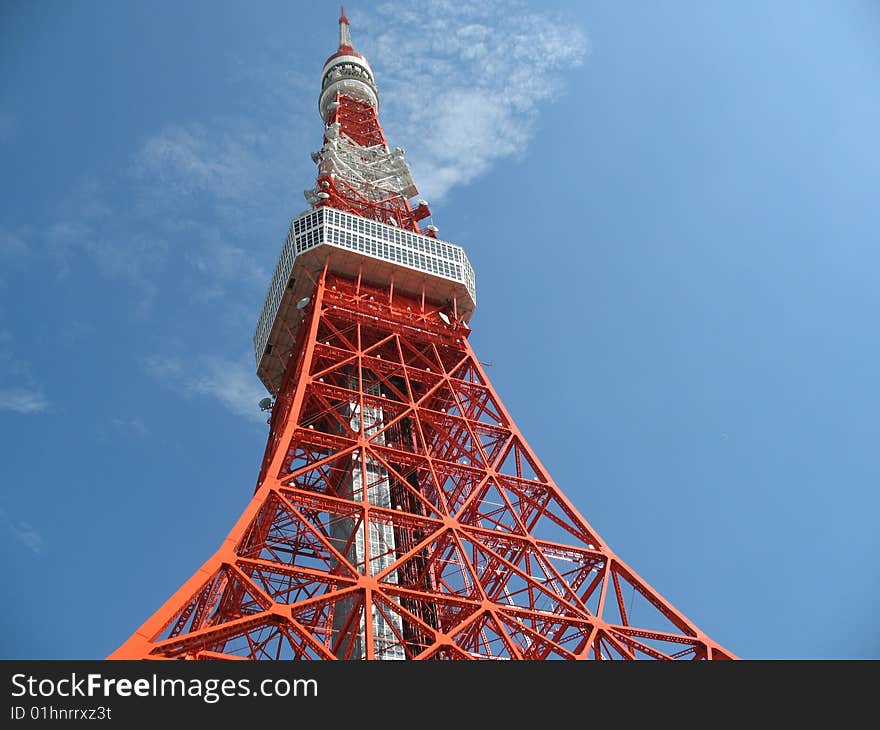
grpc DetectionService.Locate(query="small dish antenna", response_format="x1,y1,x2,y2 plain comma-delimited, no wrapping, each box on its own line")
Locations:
438,311,450,325
258,397,273,412
296,297,311,309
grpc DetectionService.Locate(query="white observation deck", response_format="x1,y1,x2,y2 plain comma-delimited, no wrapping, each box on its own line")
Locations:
254,206,476,394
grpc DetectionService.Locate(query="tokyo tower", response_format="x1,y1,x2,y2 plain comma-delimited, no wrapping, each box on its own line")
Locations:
110,9,734,661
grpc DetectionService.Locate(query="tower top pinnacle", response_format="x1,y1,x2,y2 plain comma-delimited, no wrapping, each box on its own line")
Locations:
319,6,378,121
338,6,354,52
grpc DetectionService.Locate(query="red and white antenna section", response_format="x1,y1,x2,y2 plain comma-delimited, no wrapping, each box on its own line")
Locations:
304,9,434,234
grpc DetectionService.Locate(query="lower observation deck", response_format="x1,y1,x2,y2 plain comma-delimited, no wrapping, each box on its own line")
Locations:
254,206,477,394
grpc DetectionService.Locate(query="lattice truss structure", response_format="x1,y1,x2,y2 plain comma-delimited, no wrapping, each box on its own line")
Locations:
110,272,734,661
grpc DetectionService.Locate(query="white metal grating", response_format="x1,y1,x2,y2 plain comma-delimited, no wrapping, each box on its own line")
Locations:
253,207,476,375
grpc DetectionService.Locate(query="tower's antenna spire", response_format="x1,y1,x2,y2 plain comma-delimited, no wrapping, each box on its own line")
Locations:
339,5,353,51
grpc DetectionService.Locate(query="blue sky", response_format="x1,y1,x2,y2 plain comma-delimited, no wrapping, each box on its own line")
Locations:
1,0,878,659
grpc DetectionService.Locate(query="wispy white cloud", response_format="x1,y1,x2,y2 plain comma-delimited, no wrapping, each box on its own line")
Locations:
48,217,166,282
136,123,268,203
185,234,271,327
0,331,49,414
126,116,306,309
133,117,309,222
0,387,49,414
0,507,45,554
145,353,267,423
44,177,165,319
111,417,149,437
187,234,269,290
355,0,589,200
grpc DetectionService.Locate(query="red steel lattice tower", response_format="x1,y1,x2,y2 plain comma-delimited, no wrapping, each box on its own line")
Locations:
110,9,735,661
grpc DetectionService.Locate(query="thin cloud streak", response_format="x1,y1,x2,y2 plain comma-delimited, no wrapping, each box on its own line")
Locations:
136,123,278,205
0,331,49,414
0,508,46,555
0,388,49,414
111,417,149,438
145,353,268,423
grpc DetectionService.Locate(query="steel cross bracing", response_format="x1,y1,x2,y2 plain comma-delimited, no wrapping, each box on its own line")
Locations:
109,271,735,660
